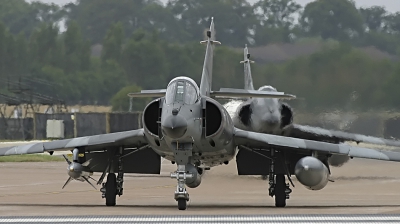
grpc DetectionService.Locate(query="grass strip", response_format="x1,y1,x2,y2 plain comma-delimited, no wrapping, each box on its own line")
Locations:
0,154,64,162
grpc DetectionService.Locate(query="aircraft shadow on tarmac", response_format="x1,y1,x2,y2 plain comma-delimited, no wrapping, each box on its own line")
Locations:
1,203,400,209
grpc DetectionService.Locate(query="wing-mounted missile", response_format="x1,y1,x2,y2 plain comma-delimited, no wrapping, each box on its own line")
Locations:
61,149,97,190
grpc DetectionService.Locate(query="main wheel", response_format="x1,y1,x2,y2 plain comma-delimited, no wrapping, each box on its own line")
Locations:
274,174,286,207
105,173,117,206
177,198,187,210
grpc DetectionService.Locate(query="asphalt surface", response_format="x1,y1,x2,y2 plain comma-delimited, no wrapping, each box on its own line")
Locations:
0,152,400,216
1,215,400,223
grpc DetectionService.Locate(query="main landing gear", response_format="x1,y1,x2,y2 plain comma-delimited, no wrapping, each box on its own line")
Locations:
104,173,117,206
100,151,125,206
268,149,292,207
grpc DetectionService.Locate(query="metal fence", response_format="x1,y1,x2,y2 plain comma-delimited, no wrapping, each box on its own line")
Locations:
0,118,33,140
1,112,400,141
35,113,74,139
0,112,142,140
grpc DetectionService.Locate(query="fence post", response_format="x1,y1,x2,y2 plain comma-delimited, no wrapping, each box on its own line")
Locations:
106,112,110,133
33,113,37,140
73,112,77,138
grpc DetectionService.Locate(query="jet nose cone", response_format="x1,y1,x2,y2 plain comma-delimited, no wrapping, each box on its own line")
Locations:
162,115,187,139
263,115,280,128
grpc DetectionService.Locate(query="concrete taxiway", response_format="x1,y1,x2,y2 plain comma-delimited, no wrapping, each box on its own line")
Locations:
0,153,400,216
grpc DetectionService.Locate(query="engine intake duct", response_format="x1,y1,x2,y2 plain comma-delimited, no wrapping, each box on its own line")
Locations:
205,100,222,137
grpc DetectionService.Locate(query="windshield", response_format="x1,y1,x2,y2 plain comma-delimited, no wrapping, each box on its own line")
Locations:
165,80,198,104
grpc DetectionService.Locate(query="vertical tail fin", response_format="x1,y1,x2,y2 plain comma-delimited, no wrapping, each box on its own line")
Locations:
199,17,221,97
240,44,255,90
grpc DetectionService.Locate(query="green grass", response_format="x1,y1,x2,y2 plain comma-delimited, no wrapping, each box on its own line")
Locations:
0,154,64,162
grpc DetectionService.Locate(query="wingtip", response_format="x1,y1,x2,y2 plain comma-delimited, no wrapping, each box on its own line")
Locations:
286,94,297,99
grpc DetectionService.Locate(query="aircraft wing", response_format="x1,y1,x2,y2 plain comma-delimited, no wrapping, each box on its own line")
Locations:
0,129,147,156
211,88,295,99
234,128,400,162
283,124,400,148
128,89,166,98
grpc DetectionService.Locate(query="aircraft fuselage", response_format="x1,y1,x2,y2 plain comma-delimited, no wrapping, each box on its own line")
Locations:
142,78,236,168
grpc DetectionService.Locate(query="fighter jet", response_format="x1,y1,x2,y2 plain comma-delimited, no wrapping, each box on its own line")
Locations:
1,19,400,210
229,45,400,177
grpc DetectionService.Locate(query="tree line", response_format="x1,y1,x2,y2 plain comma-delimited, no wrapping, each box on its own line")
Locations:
1,0,400,112
4,0,400,53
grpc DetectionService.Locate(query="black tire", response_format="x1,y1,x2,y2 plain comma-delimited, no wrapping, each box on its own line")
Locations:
177,198,187,210
105,173,117,206
274,174,286,207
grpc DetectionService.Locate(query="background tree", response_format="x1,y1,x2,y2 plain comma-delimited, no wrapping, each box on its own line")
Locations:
360,6,389,33
0,0,63,37
63,0,164,44
63,21,90,73
300,0,364,41
121,30,168,89
101,22,125,64
167,0,256,46
110,84,149,111
0,23,7,78
1,0,400,112
253,0,302,45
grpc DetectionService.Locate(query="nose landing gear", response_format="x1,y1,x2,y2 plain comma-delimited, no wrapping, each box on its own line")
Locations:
170,142,194,210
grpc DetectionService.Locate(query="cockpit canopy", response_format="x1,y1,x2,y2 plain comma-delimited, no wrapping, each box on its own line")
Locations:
165,77,199,105
258,85,277,92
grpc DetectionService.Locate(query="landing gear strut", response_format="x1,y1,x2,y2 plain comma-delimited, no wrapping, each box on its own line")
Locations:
116,156,124,196
268,149,292,207
171,164,191,210
100,149,125,206
170,143,193,210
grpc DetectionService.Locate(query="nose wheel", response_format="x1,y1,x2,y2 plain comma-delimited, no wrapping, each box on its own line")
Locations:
177,198,187,210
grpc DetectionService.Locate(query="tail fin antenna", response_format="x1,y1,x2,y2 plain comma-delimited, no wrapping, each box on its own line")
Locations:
239,44,255,90
199,17,221,96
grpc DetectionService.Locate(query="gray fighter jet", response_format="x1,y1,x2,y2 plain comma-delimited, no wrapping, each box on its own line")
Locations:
232,45,400,149
230,45,400,181
1,19,400,210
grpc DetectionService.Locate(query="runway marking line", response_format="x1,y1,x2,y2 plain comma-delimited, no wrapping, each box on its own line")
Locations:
1,215,400,223
0,185,174,198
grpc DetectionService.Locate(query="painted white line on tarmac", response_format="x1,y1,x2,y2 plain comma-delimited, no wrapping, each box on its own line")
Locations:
0,215,400,223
